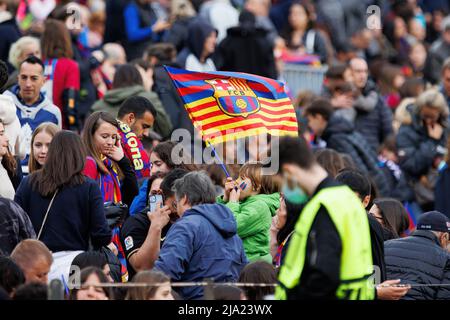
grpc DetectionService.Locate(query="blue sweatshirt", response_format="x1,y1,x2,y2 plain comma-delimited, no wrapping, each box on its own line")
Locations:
124,2,156,42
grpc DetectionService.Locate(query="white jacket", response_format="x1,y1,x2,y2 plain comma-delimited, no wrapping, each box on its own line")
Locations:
0,94,25,159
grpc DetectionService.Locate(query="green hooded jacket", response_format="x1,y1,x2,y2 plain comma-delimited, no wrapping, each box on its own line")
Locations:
217,193,280,263
91,85,173,139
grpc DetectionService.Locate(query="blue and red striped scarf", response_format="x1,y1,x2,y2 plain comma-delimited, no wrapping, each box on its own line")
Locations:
88,157,129,282
99,157,122,203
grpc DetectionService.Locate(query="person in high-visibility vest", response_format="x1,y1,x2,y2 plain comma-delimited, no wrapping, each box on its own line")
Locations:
275,136,375,300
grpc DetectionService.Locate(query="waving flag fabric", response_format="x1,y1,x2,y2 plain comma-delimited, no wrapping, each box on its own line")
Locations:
165,66,298,145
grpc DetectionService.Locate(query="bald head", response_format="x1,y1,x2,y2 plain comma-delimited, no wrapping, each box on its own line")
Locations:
103,43,127,65
11,240,53,284
349,58,369,89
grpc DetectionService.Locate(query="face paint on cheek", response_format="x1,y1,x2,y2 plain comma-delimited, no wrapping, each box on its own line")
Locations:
239,182,248,190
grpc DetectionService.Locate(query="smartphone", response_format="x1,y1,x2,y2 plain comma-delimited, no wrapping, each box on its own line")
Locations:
149,194,163,212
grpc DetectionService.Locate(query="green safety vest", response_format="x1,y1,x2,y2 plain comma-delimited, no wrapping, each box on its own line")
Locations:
276,185,375,300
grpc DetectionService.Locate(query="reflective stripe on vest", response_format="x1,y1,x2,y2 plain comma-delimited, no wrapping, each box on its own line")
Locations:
276,185,375,300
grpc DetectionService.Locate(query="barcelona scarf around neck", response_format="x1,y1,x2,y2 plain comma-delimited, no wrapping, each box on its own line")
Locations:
98,156,129,282
117,120,151,180
99,156,122,203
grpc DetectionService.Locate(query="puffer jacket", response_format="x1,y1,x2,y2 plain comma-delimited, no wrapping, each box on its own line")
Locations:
217,193,280,263
321,115,390,196
354,80,393,151
385,230,450,300
396,104,448,181
0,196,36,256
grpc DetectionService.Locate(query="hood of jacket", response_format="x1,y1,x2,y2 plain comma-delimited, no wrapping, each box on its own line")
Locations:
102,85,145,106
395,97,416,126
3,88,52,120
187,19,217,60
183,203,237,238
322,114,354,140
0,94,17,124
242,193,280,217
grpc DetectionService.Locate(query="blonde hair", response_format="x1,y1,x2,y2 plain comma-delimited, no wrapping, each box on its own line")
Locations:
8,36,40,69
28,122,60,174
170,0,196,21
415,89,449,126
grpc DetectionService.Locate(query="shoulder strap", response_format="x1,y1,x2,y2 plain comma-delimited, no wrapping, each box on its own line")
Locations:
37,189,59,240
305,30,316,54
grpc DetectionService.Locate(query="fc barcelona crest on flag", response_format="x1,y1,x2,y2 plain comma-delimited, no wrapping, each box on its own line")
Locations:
205,78,260,118
165,66,298,145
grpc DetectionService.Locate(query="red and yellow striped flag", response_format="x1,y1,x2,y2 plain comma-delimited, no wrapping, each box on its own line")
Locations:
165,66,298,145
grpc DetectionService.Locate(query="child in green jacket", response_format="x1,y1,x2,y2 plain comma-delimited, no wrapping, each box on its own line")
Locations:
217,162,280,263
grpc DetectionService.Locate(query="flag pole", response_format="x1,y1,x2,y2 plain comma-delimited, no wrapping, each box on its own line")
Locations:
205,140,231,178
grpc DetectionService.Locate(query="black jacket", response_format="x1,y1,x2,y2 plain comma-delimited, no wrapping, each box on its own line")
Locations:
396,107,448,181
152,63,194,136
385,230,450,300
216,24,277,79
379,161,415,203
104,0,127,44
321,115,389,196
435,165,450,219
367,215,387,283
71,36,99,123
0,197,36,256
0,19,21,73
354,81,393,152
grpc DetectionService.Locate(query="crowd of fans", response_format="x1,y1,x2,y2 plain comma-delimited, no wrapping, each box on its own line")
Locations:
0,0,450,301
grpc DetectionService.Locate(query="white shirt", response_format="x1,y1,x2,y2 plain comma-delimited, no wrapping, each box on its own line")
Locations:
0,161,15,200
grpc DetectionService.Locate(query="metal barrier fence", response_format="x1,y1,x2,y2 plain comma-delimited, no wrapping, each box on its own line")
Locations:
47,278,450,300
281,64,328,96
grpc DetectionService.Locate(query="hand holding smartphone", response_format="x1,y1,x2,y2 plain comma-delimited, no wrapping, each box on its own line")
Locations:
149,194,164,213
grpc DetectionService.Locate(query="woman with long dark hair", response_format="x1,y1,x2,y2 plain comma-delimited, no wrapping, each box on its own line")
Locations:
14,130,111,281
82,111,139,282
281,1,329,64
369,198,410,239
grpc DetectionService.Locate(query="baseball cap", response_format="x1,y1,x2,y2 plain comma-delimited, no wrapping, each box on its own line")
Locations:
416,211,450,233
